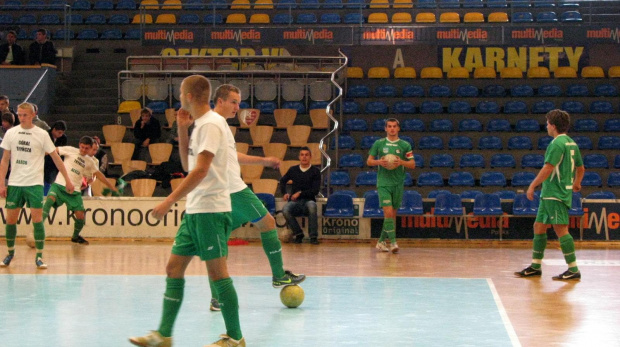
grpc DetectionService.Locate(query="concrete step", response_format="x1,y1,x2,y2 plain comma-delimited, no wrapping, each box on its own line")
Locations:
56,94,118,104
52,104,118,114
66,78,118,89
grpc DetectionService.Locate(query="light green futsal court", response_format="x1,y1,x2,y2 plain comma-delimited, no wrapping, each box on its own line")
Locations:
0,275,518,346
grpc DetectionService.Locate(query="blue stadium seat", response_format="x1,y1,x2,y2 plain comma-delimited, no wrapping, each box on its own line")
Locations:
124,28,141,40
372,119,387,131
393,101,416,114
365,101,389,114
101,29,123,39
116,0,136,9
356,171,377,186
538,84,562,97
276,0,297,9
507,136,533,150
448,101,472,114
581,172,602,186
428,189,451,199
476,101,500,114
343,12,364,23
320,13,341,23
417,0,437,8
512,12,534,23
449,136,473,150
16,14,37,25
375,85,397,97
561,101,585,114
330,171,351,186
404,172,414,187
255,193,276,215
536,11,558,22
483,85,506,97
534,0,555,6
323,0,344,8
2,0,21,9
179,14,200,24
608,173,620,187
560,10,582,22
400,135,415,149
420,101,443,114
419,136,443,150
490,154,516,168
604,119,620,132
521,154,544,168
323,194,355,217
458,119,482,132
583,154,608,169
39,14,60,25
460,154,484,168
401,119,424,132
594,84,618,97
398,191,424,215
532,101,556,114
429,85,451,97
72,0,91,10
297,13,317,24
569,192,583,216
300,0,320,8
479,136,502,150
573,135,593,150
512,0,531,6
439,0,459,7
93,0,114,9
85,14,106,24
488,0,508,7
494,190,517,199
64,14,83,24
344,118,368,132
363,191,383,218
430,154,455,168
463,0,483,7
511,84,534,97
512,193,539,216
54,29,75,40
109,14,130,24
256,101,277,114
515,119,540,132
146,101,168,114
347,84,370,97
204,14,224,24
449,172,475,187
456,85,479,97
573,119,598,132
417,172,444,186
413,154,424,168
511,172,535,186
460,190,484,199
361,135,380,149
503,101,528,114
25,0,45,9
77,29,99,40
473,194,503,215
537,136,552,149
598,136,620,150
590,101,614,114
430,119,453,132
346,0,366,8
565,84,589,96
342,100,361,114
281,101,305,114
0,15,13,24
434,193,464,216
331,135,356,149
402,85,425,97
272,13,293,24
615,155,620,169
586,191,616,199
333,190,357,198
480,172,507,187
487,119,511,132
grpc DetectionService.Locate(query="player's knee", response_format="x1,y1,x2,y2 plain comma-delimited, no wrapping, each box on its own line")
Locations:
257,213,276,232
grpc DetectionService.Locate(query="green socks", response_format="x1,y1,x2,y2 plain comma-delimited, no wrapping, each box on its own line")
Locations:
383,218,396,244
33,222,45,259
42,197,55,220
209,278,218,300
158,277,185,337
213,277,242,341
6,224,16,255
260,229,285,279
72,219,85,239
530,233,547,270
559,234,579,272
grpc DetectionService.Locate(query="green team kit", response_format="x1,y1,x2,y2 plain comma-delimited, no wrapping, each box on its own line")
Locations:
369,137,413,208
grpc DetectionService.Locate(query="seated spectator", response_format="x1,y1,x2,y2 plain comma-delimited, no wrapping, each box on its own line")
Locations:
0,95,18,126
0,30,26,66
29,29,56,66
132,107,161,160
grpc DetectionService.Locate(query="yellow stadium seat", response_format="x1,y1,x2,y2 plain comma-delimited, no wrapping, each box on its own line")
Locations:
554,66,577,78
394,67,416,78
102,125,126,145
162,0,181,9
464,12,484,23
250,125,273,146
310,109,330,129
392,12,412,23
132,14,153,24
420,67,443,79
251,179,279,195
148,143,173,165
488,12,508,23
527,66,550,78
474,67,496,78
231,0,251,9
500,67,523,78
347,67,364,78
368,66,390,78
140,0,159,9
368,12,389,23
370,0,389,8
448,67,469,79
131,178,156,197
609,66,620,78
440,12,460,23
581,66,605,78
226,13,247,24
416,12,436,23
155,14,176,24
393,0,413,8
254,0,274,9
249,13,270,23
287,125,312,147
117,100,141,113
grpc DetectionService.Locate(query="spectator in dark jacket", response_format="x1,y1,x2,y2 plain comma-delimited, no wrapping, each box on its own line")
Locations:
132,107,161,160
0,31,26,66
29,29,56,66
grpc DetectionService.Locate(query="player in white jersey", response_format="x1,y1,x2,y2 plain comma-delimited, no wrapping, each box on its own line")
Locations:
0,102,74,269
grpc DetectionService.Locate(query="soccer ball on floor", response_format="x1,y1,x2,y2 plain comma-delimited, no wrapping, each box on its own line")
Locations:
382,154,399,170
280,285,305,308
26,231,35,248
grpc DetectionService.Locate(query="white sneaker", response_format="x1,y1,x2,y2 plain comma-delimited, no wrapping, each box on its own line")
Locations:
390,242,399,254
129,331,172,347
375,241,389,252
204,334,246,347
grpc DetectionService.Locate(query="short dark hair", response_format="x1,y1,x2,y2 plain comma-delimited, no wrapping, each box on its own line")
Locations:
0,95,9,102
386,118,400,127
214,84,241,103
141,107,153,116
546,109,570,134
1,112,14,125
299,146,311,155
79,136,94,146
37,28,48,37
7,30,17,37
52,120,67,131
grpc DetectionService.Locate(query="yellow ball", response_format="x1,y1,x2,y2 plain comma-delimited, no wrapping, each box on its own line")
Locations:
26,232,36,249
280,285,305,308
382,154,399,170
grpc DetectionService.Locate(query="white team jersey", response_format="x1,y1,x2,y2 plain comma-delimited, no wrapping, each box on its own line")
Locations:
0,125,56,186
54,146,97,189
226,129,247,194
186,110,231,214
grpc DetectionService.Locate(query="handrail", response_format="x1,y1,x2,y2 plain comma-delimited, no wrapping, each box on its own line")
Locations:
23,68,49,104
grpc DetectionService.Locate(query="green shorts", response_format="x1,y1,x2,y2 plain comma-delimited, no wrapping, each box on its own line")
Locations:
377,185,403,210
5,185,44,209
171,212,232,261
231,187,269,230
47,183,85,211
535,198,569,225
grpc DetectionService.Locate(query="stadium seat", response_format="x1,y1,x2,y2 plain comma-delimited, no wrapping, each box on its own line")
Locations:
367,12,389,23
554,66,577,78
331,135,356,149
583,154,608,169
85,14,106,24
479,136,502,150
589,101,614,114
512,0,531,6
402,85,425,97
344,118,368,132
374,85,397,97
394,67,416,78
528,66,551,78
473,67,497,79
77,29,99,40
320,13,341,23
561,11,582,22
511,84,534,97
429,85,451,97
487,119,511,132
125,29,141,40
372,119,387,132
504,101,528,114
537,136,552,149
343,12,364,24
609,66,620,78
256,101,277,114
538,84,562,97
582,66,605,78
508,136,533,150
343,100,361,114
421,67,443,78
522,154,544,168
323,194,355,217
418,136,443,150
449,136,474,150
109,14,130,24
532,101,555,114
101,29,123,39
569,192,584,217
361,135,381,149
363,191,384,218
476,101,500,114
536,11,558,22
581,172,602,186
456,85,479,97
356,171,377,186
272,13,293,24
561,101,585,114
440,12,460,23
459,154,485,168
347,85,370,98
132,14,152,24
402,119,425,132
461,190,484,199
464,12,484,22
398,191,424,215
430,119,453,132
515,119,540,132
430,154,455,168
116,0,137,9
368,67,390,79
473,194,503,215
300,0,320,8
512,12,534,23
226,13,247,23
418,172,444,187
393,101,416,114
72,0,91,10
255,193,276,215
604,119,620,132
413,154,424,168
428,190,450,199
586,191,616,199
598,136,620,150
332,190,357,198
449,172,475,187
512,193,539,216
366,101,389,114
565,84,588,96
297,13,318,23
482,85,506,97
39,14,60,25
449,101,472,114
339,154,364,168
594,84,618,97
573,135,593,150
16,14,37,25
573,119,598,132
323,0,344,7
420,101,443,114
0,15,13,24
511,172,536,186
448,67,470,78
330,171,351,186
488,12,509,22
346,0,366,8
480,172,507,187
276,0,297,8
249,14,270,23
434,193,464,216
608,173,620,187
281,101,305,115
490,154,516,168
400,135,415,149
54,29,75,40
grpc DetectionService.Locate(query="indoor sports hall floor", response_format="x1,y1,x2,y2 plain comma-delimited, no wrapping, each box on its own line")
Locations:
1,240,619,347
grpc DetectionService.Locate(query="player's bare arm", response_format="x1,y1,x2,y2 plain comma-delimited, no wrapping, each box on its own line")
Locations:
526,163,554,200
49,150,75,194
0,149,10,197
